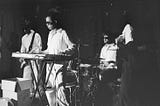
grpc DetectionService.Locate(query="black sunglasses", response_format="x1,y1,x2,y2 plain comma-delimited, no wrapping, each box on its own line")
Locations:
104,37,109,39
46,21,53,25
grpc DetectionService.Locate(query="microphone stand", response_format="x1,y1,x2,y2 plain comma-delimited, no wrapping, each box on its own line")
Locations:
74,39,90,106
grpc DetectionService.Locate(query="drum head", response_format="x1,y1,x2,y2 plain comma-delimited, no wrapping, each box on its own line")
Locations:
80,64,91,68
64,70,78,87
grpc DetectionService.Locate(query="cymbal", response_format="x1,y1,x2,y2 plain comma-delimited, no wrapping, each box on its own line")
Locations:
67,70,78,73
80,63,91,68
86,57,105,61
81,44,89,46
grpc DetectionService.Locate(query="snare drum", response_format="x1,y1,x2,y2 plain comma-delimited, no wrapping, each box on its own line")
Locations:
64,70,78,87
80,64,92,77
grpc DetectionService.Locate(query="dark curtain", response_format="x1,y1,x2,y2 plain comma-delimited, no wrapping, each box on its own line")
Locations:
61,3,105,59
0,9,22,80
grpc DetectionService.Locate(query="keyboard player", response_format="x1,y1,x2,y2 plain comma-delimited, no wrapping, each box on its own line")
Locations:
19,18,42,96
41,11,75,106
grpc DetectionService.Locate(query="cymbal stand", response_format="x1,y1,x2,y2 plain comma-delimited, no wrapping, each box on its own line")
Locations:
74,39,82,106
76,39,81,85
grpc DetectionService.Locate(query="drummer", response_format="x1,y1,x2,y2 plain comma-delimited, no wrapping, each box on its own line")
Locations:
95,32,119,106
99,32,118,80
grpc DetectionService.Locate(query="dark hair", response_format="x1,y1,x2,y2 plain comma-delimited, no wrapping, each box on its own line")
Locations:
108,36,115,44
46,7,62,28
102,31,116,43
22,18,33,34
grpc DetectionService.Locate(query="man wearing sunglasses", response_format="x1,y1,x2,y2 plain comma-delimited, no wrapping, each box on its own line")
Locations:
42,10,75,106
95,32,118,106
99,33,118,71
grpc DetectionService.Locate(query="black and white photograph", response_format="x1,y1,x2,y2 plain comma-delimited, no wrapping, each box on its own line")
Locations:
0,0,160,106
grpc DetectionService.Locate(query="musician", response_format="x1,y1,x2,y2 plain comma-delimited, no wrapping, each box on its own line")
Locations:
116,23,134,106
99,33,118,80
20,18,42,95
42,10,75,106
95,32,118,106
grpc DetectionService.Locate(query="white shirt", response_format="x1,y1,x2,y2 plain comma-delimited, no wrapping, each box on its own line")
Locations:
100,43,118,62
45,28,74,55
20,30,42,53
122,24,133,45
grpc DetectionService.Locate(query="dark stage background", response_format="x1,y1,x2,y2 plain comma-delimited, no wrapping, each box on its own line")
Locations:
0,1,160,105
0,0,159,78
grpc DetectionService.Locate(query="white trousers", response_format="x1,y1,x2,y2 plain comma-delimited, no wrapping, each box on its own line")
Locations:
23,61,38,92
46,63,69,106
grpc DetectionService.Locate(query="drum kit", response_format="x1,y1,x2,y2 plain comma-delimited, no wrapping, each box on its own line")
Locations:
64,57,107,106
11,41,120,106
64,41,120,106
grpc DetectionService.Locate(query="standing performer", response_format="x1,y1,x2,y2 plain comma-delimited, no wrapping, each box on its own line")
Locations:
116,23,134,106
42,10,75,106
20,18,42,95
117,23,160,106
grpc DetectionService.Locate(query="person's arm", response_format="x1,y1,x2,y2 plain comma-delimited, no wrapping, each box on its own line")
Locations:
100,47,105,61
29,33,42,53
20,36,26,53
62,30,75,55
99,47,109,69
40,36,49,54
115,34,124,44
122,24,133,45
19,36,26,68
